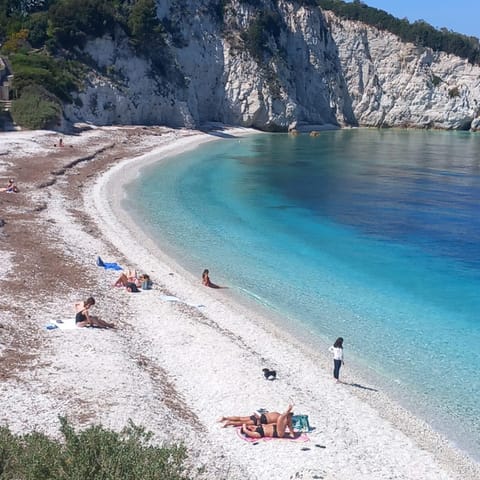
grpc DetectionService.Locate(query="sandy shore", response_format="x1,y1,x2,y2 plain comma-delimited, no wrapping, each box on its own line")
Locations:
0,125,479,480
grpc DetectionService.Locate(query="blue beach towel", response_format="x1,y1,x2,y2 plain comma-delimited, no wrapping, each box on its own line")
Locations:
96,256,122,271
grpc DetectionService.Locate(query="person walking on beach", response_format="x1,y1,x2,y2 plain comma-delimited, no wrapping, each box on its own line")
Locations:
329,337,344,383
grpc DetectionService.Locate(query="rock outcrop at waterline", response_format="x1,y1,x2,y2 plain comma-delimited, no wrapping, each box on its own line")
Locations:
64,0,480,131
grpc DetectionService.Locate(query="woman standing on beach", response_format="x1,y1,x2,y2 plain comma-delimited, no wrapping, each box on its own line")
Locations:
329,337,344,383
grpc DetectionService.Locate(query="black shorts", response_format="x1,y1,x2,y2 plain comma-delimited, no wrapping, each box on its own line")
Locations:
126,282,139,292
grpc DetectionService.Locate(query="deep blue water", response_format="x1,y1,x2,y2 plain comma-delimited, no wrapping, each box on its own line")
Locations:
126,129,480,460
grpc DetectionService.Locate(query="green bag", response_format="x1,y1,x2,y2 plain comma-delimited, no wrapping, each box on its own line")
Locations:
292,414,311,432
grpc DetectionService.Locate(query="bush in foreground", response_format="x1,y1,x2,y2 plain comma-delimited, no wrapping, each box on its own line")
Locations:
0,417,188,480
10,84,62,129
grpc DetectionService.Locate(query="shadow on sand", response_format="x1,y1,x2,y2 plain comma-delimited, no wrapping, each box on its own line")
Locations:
347,382,378,392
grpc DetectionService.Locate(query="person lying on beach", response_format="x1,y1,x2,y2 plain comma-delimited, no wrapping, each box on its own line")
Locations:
1,178,19,193
218,411,282,427
125,282,140,292
202,269,222,288
113,268,137,287
74,297,115,328
114,271,152,292
113,273,129,287
241,405,296,439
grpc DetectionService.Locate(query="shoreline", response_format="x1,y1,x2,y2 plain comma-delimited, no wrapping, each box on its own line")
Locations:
89,127,479,478
1,126,479,479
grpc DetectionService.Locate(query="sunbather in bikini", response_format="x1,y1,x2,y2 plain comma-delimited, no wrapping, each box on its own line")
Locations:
241,404,296,439
113,273,128,287
113,269,137,287
218,410,282,427
1,178,19,193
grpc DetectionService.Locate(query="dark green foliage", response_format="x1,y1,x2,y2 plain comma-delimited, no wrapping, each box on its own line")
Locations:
431,74,442,87
241,20,266,61
0,2,22,41
161,17,188,48
241,9,283,62
24,11,49,47
0,0,168,78
0,417,188,480
127,0,167,70
10,52,79,101
1,0,53,16
298,0,319,6
48,0,116,49
0,1,52,44
317,0,480,65
10,83,62,129
448,86,460,98
209,0,228,24
128,0,165,48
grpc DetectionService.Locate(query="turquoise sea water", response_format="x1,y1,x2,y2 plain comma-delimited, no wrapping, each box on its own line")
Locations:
125,129,480,461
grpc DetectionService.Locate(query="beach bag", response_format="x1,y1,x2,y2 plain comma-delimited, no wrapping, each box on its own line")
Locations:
292,414,311,432
142,280,152,290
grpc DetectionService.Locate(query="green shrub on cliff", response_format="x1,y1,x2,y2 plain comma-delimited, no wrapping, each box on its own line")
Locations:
241,9,283,61
10,84,62,129
448,86,460,98
47,0,116,49
0,417,189,480
10,52,80,101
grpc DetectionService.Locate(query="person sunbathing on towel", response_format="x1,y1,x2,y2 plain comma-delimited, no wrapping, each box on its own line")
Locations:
113,268,137,287
241,405,296,439
218,410,282,427
74,297,115,329
113,273,129,287
114,271,151,293
1,178,19,193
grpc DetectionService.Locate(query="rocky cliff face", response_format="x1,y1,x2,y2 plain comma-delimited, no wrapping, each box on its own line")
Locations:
64,0,480,131
325,13,480,130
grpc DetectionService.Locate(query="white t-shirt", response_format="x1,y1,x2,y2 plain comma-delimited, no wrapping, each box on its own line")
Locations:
329,346,344,361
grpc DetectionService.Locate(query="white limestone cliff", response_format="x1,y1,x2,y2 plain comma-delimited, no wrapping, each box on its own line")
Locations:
325,13,480,130
64,1,480,131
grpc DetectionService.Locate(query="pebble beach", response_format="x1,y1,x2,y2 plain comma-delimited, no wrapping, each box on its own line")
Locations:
0,125,479,480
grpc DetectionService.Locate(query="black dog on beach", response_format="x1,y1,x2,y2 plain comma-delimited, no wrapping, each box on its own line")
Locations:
262,368,277,381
